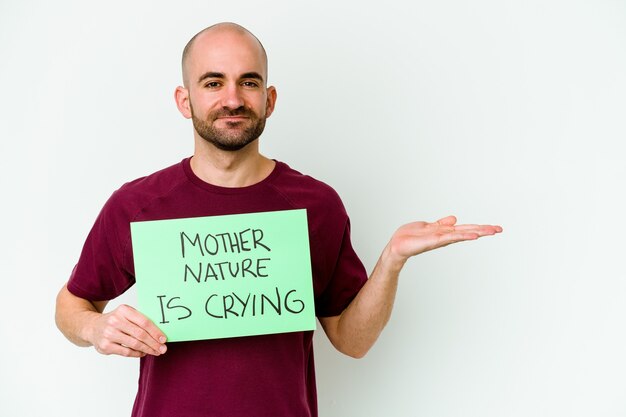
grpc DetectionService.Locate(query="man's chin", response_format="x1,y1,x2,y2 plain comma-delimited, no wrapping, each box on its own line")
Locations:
209,136,259,152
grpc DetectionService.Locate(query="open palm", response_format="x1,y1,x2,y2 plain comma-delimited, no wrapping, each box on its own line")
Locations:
388,215,503,261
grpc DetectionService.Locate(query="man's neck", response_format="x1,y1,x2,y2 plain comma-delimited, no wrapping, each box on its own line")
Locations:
190,138,275,188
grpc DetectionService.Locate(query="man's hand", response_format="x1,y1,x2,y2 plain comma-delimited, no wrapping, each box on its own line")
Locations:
386,215,503,268
86,304,168,358
55,285,167,358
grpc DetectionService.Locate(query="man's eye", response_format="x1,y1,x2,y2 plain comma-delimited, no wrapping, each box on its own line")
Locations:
242,81,259,88
205,81,220,88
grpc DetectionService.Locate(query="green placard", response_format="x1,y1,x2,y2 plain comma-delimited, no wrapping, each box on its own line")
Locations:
130,209,315,342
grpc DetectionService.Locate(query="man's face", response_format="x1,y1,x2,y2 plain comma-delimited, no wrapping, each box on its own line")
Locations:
189,96,266,152
182,30,275,151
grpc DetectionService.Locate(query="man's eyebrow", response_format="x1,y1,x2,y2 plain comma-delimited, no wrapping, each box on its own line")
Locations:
240,72,264,82
197,72,225,84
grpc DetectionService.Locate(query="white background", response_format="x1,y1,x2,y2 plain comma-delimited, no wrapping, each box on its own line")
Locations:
1,0,625,416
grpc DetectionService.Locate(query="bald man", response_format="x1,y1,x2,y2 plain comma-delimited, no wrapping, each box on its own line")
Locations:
56,23,502,417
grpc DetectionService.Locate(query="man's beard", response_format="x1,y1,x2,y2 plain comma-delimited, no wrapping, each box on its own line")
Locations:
191,104,267,152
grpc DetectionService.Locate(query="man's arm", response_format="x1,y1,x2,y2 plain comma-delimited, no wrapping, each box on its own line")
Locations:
318,215,502,358
55,284,168,357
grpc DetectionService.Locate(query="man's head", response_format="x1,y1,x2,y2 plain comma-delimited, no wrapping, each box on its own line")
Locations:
175,23,276,152
181,22,269,88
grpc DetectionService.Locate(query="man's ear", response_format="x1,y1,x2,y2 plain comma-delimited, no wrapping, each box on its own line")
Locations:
265,86,277,118
175,86,192,119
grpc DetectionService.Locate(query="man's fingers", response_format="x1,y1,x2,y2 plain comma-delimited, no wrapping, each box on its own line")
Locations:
94,332,148,357
390,217,502,259
439,228,500,242
433,216,502,235
98,341,146,358
112,320,164,356
452,224,502,235
92,304,168,358
121,305,167,344
450,224,481,231
115,330,161,356
118,305,167,354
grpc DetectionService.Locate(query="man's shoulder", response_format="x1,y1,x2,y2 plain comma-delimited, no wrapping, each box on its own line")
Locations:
272,161,346,215
105,158,188,213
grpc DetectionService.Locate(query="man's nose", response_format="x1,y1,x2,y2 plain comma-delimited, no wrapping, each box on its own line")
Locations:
221,84,244,110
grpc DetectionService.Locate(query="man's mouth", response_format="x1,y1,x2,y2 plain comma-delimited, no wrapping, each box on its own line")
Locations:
217,116,248,122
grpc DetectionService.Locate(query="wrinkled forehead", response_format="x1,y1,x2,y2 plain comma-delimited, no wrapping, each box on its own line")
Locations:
184,29,268,85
